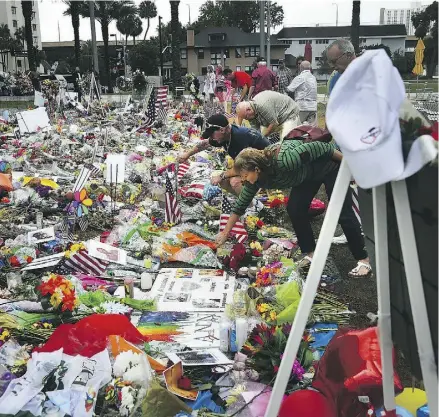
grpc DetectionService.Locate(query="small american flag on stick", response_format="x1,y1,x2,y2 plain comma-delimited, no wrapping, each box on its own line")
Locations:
220,196,248,243
177,162,190,181
165,173,182,224
62,249,108,276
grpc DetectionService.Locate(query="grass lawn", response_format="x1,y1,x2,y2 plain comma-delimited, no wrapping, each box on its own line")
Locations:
0,101,32,109
318,79,438,95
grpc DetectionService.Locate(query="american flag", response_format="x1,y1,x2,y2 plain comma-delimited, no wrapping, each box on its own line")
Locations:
165,173,182,224
220,196,248,243
177,162,190,181
72,165,92,192
62,249,108,276
155,86,168,110
156,102,168,124
143,88,157,127
84,163,101,178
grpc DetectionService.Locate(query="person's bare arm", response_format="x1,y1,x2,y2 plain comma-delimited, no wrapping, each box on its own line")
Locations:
248,85,255,99
263,123,278,136
240,85,249,101
332,149,343,162
178,140,210,162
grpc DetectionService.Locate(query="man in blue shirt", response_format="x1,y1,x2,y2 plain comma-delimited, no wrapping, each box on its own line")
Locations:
326,39,357,96
178,114,269,195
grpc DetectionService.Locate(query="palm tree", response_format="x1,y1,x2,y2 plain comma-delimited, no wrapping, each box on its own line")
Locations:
14,26,26,48
131,16,143,45
21,0,35,71
117,14,134,46
79,1,136,92
0,24,13,71
139,1,157,40
63,1,82,67
170,0,181,88
351,1,361,55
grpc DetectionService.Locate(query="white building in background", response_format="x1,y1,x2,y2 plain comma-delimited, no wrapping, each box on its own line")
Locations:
277,24,407,79
379,2,426,36
0,0,43,72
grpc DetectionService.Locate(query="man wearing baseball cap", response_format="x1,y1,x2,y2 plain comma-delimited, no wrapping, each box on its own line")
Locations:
178,114,269,195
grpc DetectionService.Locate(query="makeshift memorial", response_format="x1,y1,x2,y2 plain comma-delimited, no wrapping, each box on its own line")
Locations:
167,348,233,367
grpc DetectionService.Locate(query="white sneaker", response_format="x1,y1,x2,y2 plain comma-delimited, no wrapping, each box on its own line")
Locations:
332,234,348,245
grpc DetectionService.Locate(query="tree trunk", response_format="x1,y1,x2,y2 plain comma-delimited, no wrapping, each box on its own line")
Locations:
351,1,361,55
133,36,136,45
21,1,35,71
143,19,150,40
101,21,113,93
70,1,81,67
427,45,437,78
170,0,181,89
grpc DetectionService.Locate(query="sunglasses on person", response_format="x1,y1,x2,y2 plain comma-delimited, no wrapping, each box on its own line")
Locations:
205,122,226,129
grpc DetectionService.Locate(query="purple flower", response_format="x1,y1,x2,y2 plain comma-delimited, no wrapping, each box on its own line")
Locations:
154,218,164,226
279,355,306,381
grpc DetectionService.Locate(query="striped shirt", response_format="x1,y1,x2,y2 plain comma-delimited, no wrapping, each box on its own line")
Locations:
250,91,300,130
232,140,338,215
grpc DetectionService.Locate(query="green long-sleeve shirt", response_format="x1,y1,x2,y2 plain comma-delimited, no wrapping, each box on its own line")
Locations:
232,140,339,216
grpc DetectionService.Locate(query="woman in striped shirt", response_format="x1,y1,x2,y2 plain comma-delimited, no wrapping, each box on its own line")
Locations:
215,140,372,278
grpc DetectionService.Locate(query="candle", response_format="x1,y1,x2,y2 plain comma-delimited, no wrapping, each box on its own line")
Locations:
235,317,249,352
140,272,153,291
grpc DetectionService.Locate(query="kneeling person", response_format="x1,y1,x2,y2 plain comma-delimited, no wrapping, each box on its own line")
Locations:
178,114,270,196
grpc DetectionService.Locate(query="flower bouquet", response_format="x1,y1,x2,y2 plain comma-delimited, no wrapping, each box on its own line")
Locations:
242,323,314,389
254,261,283,287
37,273,80,312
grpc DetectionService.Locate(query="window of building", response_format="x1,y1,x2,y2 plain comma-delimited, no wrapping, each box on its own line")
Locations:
223,48,230,58
282,40,292,44
11,6,17,15
271,65,278,72
316,39,329,44
210,48,222,65
315,56,321,62
208,33,225,42
198,48,204,59
201,67,207,75
180,49,187,59
32,24,37,31
244,46,260,57
360,38,366,43
245,66,253,74
32,12,36,20
299,40,312,44
17,59,22,68
12,20,18,28
235,48,242,58
236,66,241,71
33,36,38,44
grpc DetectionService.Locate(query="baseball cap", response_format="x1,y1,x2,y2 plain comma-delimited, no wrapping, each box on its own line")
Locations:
201,114,229,139
256,56,266,62
326,50,406,188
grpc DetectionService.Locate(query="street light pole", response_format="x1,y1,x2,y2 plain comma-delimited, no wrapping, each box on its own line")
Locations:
187,4,191,25
332,3,339,26
159,16,164,79
89,0,99,87
259,0,265,58
267,0,271,67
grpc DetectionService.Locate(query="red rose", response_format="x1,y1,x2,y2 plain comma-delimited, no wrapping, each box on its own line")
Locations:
269,198,283,208
252,249,262,257
256,220,264,228
9,256,20,267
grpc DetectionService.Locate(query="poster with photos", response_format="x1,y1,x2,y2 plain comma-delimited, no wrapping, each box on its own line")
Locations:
149,268,234,312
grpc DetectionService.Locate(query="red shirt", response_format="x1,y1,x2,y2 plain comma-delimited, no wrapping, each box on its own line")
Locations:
233,71,252,89
251,66,278,96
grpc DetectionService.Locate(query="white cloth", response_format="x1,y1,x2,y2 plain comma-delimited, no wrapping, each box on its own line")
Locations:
287,70,317,111
326,49,437,189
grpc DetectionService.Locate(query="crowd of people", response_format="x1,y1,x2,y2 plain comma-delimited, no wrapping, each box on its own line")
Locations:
181,38,374,279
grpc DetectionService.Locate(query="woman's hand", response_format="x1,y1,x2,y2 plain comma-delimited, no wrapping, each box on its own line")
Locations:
211,174,223,186
215,231,229,246
332,150,343,162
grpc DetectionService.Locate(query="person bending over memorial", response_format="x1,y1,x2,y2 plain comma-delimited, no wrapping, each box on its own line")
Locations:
215,141,372,278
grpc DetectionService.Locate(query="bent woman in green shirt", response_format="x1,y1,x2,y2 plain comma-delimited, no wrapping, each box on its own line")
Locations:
215,140,372,278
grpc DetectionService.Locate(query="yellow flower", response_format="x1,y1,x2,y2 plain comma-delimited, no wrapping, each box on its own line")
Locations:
0,329,10,341
50,290,63,308
258,303,269,313
270,311,277,321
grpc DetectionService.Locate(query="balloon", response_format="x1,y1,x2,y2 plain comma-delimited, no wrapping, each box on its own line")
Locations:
395,388,427,416
278,389,336,417
375,405,414,417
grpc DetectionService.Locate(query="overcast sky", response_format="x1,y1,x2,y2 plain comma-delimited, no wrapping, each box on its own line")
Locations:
38,0,431,43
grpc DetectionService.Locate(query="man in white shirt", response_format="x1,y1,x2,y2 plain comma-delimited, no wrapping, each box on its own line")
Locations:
287,61,317,126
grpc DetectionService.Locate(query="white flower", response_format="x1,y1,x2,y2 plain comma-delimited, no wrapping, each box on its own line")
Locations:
113,351,141,376
100,301,132,315
120,386,135,416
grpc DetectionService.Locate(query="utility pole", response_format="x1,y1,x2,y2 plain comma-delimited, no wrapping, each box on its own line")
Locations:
267,0,271,67
159,16,164,80
89,1,99,77
187,4,191,25
332,3,339,26
259,0,265,58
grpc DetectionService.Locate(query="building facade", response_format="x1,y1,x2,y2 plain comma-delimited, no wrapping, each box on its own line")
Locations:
182,27,287,75
0,0,43,72
379,2,426,36
277,25,407,71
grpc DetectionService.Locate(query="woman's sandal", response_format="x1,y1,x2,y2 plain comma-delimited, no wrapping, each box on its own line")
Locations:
348,261,373,278
298,255,313,272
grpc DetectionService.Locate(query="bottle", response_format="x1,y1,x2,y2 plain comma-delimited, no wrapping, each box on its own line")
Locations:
123,277,134,298
219,317,231,353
